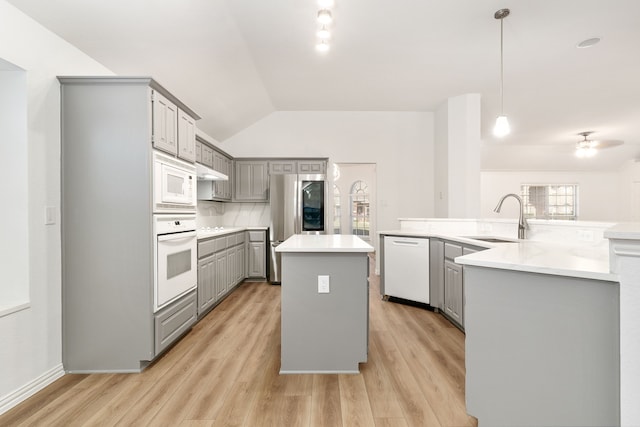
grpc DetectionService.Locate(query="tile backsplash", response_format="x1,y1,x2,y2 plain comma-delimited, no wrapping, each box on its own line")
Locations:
197,201,270,228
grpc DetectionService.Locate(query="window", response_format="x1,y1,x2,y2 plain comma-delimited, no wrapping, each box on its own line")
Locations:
333,184,341,234
521,184,578,220
350,180,370,239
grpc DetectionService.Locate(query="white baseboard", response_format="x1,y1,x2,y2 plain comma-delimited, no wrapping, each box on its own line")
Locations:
0,364,65,416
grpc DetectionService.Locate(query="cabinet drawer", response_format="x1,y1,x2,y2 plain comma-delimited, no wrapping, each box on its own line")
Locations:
154,291,197,355
198,239,217,258
198,236,227,257
236,232,246,245
463,247,478,256
444,243,463,260
248,230,265,242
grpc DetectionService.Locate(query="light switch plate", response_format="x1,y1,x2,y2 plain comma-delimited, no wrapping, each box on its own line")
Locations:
318,275,330,293
45,206,56,225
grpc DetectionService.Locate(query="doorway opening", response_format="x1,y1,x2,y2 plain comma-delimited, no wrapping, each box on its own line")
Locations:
332,163,376,243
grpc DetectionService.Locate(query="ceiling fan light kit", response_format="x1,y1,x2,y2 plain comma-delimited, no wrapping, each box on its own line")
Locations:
574,131,624,158
493,8,511,138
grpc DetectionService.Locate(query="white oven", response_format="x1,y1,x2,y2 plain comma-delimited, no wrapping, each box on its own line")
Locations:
154,215,197,312
153,150,197,213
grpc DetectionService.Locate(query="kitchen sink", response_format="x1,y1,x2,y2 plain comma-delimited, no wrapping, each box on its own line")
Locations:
462,236,517,243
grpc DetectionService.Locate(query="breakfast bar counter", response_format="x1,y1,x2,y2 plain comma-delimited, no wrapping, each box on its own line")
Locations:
276,235,374,374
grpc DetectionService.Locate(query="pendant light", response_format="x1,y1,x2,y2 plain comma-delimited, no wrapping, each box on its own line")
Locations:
493,8,511,138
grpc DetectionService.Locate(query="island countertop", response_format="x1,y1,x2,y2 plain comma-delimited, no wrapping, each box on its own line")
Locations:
455,240,618,282
276,234,374,253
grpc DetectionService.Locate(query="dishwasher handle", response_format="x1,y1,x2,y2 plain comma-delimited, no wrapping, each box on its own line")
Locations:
390,239,420,246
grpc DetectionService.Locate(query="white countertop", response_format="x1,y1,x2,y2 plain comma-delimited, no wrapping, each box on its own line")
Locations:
197,226,267,240
379,229,617,282
380,230,516,249
455,241,617,282
276,234,374,253
604,222,640,240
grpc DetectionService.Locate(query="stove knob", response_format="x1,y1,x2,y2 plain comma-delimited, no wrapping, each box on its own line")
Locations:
175,220,180,226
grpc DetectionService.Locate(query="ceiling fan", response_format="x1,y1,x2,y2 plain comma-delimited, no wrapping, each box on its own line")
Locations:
574,131,624,158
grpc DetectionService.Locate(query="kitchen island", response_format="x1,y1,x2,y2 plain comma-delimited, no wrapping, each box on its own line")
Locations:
457,242,620,427
276,234,374,374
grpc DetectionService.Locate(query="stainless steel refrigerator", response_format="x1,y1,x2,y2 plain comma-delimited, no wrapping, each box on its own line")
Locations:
269,173,327,283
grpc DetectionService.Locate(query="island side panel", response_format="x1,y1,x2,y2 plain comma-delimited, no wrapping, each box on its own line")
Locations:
280,252,369,374
464,266,620,427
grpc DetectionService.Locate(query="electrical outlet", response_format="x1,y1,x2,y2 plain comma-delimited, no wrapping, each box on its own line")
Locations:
318,275,330,293
577,230,594,242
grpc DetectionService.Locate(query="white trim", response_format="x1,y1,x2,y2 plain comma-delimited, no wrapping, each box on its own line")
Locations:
0,302,30,318
0,364,65,416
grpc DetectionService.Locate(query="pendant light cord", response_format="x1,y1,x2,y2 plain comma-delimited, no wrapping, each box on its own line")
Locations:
499,16,504,115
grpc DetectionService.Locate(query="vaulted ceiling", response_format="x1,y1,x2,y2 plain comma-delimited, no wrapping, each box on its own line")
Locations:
7,0,640,170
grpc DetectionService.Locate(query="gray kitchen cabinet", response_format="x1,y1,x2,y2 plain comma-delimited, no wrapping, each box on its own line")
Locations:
444,259,463,327
198,232,246,314
151,90,178,156
202,144,214,168
177,108,196,162
234,160,269,201
297,160,326,174
197,254,216,315
58,77,200,372
236,244,246,283
196,138,233,202
443,243,464,329
215,250,228,299
247,230,267,279
213,153,232,201
429,239,445,310
269,160,296,174
155,291,197,355
195,141,202,163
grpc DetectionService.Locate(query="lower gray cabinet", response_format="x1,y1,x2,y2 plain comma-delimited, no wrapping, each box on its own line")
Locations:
198,231,247,317
215,250,228,299
247,230,266,278
444,259,463,327
197,254,216,315
154,291,197,355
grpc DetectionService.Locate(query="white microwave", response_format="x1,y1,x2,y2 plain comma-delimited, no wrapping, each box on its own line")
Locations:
153,150,197,213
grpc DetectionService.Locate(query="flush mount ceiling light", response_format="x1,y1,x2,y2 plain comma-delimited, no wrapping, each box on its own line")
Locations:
317,26,331,40
317,9,333,25
493,8,511,138
315,40,330,52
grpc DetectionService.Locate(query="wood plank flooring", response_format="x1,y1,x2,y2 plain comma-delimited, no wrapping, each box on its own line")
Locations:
0,258,476,426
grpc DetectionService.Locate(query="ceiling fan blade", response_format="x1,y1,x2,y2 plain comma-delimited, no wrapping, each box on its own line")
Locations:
591,139,624,149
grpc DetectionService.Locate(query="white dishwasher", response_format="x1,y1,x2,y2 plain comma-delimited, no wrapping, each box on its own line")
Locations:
383,236,430,304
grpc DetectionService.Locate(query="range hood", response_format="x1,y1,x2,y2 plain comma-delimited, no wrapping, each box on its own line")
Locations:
196,163,228,181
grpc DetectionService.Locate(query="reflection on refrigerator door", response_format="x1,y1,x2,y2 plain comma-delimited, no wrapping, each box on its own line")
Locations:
268,173,327,283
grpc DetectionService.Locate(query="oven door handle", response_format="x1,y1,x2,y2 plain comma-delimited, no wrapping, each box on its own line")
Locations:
157,231,197,243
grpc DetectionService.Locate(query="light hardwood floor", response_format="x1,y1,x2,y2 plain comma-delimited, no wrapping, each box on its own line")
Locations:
1,259,477,427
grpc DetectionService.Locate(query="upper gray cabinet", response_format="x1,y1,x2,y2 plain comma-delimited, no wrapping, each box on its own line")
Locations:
268,159,327,175
196,139,232,202
177,109,196,162
151,91,178,155
298,160,326,174
235,160,268,201
269,161,296,175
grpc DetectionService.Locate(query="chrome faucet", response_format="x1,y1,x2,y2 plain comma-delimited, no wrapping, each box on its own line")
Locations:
494,193,527,239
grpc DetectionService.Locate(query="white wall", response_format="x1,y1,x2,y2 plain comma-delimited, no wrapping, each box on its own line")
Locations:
481,170,624,221
0,0,113,413
220,111,435,236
